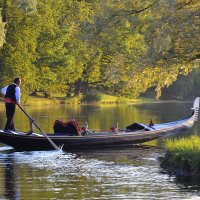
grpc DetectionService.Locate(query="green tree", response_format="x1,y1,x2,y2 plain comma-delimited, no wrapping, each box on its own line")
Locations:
0,0,39,102
81,0,155,97
35,0,94,97
161,68,200,100
142,0,200,97
0,10,5,48
0,0,199,100
98,0,200,98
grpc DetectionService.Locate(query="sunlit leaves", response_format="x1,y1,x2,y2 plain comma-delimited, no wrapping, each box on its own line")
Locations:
0,0,199,99
0,12,5,48
0,0,39,96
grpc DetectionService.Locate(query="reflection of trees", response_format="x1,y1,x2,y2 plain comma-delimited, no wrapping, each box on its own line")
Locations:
14,104,161,132
0,109,6,130
3,155,19,200
78,104,161,130
12,101,195,135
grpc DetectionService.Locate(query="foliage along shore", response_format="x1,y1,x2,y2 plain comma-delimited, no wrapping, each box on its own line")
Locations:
0,89,195,107
160,135,200,177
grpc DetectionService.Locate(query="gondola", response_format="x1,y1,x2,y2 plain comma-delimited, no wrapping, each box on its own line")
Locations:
0,97,199,151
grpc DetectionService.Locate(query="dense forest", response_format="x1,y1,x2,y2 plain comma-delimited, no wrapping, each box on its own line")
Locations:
0,0,199,100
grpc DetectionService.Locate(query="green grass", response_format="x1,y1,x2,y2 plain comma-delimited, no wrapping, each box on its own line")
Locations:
161,135,200,175
81,90,142,104
165,135,200,152
0,96,59,106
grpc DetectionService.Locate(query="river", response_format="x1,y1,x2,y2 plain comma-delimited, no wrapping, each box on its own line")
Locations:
0,101,200,199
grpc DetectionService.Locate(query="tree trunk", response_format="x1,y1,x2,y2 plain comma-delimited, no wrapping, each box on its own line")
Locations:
74,79,82,97
30,91,37,96
44,92,49,98
66,84,72,97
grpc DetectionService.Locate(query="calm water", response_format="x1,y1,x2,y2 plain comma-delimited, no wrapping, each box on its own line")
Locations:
0,101,200,200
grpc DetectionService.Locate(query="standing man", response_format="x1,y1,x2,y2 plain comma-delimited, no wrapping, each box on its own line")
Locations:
1,78,21,131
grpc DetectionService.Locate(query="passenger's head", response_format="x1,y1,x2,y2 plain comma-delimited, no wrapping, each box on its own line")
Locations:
14,78,21,86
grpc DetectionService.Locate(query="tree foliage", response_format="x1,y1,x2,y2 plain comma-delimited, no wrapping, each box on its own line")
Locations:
0,0,199,100
0,10,5,48
0,0,39,98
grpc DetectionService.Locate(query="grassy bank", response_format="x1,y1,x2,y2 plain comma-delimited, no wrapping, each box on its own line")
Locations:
0,90,154,106
160,135,200,176
0,95,59,106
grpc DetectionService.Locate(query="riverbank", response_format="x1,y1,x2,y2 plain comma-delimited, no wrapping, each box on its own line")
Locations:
0,91,155,106
160,135,200,176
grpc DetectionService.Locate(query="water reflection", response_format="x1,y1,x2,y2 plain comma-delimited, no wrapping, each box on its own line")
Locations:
0,146,195,200
0,146,199,199
0,101,197,136
0,154,19,200
0,101,199,199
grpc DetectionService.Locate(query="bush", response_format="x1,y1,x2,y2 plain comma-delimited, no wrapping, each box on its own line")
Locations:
65,97,80,104
117,97,128,103
82,93,102,103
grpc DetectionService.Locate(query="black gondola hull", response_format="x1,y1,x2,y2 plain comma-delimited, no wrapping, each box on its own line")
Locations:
0,115,195,151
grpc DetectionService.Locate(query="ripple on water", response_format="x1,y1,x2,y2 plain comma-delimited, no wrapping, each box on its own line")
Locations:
0,148,199,199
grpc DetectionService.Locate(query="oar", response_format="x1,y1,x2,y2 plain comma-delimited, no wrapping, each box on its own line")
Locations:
17,104,61,151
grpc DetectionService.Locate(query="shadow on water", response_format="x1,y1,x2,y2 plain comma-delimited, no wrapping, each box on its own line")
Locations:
65,144,164,164
159,166,200,191
175,176,200,189
159,159,200,195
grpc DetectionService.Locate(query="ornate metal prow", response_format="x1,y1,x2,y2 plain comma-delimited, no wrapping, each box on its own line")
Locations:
191,97,200,121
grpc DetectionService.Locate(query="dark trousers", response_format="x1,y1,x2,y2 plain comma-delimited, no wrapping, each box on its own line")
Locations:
4,103,16,131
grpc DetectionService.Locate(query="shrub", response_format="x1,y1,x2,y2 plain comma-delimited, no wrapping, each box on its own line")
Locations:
82,93,102,103
161,135,200,175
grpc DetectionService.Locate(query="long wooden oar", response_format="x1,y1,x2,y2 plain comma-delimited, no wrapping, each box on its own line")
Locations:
17,104,61,151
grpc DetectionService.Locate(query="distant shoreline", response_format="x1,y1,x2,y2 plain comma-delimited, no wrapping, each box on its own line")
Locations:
0,93,194,106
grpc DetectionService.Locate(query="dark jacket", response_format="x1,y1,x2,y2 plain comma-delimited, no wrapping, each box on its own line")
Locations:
5,84,17,102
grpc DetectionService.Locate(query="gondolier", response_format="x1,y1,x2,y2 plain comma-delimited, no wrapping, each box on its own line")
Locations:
1,78,21,131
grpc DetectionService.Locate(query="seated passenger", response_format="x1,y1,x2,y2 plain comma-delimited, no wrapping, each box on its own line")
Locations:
110,122,118,133
53,119,81,135
81,121,94,135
